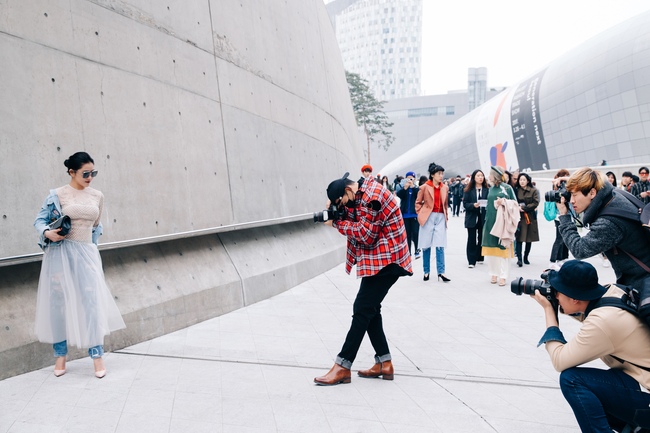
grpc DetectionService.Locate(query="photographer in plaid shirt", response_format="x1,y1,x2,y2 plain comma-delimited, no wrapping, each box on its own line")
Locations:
314,172,412,386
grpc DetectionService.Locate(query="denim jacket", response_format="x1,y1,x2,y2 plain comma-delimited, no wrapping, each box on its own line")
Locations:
34,189,103,250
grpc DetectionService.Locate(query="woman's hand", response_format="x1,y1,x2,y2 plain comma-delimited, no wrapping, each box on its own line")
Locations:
44,229,65,242
474,202,479,208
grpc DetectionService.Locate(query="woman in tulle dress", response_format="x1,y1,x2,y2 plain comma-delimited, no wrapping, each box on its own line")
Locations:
34,151,125,378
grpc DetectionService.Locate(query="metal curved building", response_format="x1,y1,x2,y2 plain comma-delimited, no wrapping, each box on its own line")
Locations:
0,0,362,378
380,10,650,179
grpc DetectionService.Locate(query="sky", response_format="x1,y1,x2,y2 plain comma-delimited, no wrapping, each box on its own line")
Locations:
420,0,650,94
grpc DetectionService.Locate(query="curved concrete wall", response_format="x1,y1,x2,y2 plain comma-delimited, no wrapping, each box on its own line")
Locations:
0,0,363,378
380,10,650,178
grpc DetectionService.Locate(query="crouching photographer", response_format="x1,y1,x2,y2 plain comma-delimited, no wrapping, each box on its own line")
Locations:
556,167,650,289
313,172,412,386
531,260,650,432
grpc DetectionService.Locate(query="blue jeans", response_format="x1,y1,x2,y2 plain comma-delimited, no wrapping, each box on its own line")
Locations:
560,367,650,432
422,247,445,275
53,340,104,359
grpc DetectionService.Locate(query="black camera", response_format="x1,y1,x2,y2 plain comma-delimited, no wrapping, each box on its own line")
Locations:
511,271,556,299
544,181,570,203
313,204,346,223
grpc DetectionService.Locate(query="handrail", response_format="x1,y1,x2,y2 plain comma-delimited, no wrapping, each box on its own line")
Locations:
0,213,314,268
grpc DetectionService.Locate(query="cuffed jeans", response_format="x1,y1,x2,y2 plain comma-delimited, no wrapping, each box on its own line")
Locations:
560,367,650,432
53,340,104,359
423,247,445,275
336,270,399,369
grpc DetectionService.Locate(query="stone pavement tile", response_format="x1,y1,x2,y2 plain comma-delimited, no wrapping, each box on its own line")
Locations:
221,397,275,430
122,388,175,417
175,358,222,394
270,399,332,432
114,411,170,433
60,407,122,433
171,390,222,423
128,356,183,391
169,417,222,433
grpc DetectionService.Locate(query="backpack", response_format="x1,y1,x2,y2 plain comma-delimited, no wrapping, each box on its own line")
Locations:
597,189,650,269
543,201,557,221
598,189,650,238
588,279,650,372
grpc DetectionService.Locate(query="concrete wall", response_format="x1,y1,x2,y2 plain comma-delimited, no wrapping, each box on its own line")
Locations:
0,0,362,378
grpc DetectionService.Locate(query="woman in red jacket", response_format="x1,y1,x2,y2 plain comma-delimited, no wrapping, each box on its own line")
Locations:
416,163,450,282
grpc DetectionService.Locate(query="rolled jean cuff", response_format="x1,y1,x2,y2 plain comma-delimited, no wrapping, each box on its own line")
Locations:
53,340,67,357
335,356,352,370
374,353,392,364
88,345,104,359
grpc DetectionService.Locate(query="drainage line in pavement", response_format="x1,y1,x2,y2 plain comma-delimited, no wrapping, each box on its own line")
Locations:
113,349,560,390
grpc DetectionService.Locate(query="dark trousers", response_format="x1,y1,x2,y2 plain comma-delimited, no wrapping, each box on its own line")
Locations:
452,197,461,216
403,217,419,254
515,241,532,260
466,226,484,265
337,270,399,367
560,367,650,432
550,219,569,262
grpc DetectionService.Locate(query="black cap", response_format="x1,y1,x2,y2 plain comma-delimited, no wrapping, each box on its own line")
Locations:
547,260,607,301
327,172,350,203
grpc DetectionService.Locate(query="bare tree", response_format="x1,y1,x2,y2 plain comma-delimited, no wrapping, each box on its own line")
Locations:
346,71,394,164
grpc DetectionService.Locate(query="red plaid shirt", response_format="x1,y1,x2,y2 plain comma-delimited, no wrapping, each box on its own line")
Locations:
333,177,413,277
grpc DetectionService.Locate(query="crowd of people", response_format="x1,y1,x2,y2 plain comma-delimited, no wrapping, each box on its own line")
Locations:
315,163,650,431
36,154,650,431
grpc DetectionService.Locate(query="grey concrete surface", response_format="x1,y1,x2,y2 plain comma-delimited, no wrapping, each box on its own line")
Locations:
0,221,346,380
0,0,362,259
0,0,363,379
0,212,617,432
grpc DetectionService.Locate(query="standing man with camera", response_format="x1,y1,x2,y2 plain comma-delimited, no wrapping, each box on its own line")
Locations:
314,172,412,386
396,171,420,259
556,167,650,288
531,260,650,432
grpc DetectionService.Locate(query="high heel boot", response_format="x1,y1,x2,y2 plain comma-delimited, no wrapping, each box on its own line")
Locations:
438,274,451,282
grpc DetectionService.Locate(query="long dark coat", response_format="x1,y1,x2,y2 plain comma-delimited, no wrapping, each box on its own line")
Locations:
516,185,540,242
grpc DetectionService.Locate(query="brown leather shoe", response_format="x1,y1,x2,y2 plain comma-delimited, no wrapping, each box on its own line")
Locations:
314,364,351,386
358,360,394,380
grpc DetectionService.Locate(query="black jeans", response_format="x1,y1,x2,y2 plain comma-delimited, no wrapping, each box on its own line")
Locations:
466,226,484,265
452,197,461,216
550,219,569,262
403,217,419,254
336,267,400,369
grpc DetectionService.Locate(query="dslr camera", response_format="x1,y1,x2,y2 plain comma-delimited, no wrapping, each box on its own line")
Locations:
313,204,346,223
544,181,570,203
511,271,555,299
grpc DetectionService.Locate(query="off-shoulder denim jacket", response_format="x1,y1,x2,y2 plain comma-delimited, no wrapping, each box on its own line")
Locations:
34,189,103,250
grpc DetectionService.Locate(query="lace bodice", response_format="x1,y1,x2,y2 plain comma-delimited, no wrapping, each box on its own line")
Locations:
56,185,104,243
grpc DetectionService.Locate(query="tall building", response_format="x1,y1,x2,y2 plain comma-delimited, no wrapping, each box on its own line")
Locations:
468,67,488,111
327,0,423,101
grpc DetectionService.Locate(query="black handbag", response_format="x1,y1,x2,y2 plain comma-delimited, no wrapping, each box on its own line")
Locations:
49,215,71,237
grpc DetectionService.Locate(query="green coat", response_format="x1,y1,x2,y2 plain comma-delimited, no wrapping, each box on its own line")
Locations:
482,183,516,249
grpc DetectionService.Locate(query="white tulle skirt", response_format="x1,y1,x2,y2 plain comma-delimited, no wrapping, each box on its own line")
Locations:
34,240,125,348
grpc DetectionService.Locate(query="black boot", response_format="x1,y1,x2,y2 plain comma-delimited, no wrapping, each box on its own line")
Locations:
515,243,523,267
524,243,531,265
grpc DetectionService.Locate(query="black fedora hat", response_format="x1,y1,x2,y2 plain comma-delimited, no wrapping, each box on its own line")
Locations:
548,260,607,301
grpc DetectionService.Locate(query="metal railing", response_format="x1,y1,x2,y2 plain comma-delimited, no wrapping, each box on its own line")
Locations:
0,213,314,268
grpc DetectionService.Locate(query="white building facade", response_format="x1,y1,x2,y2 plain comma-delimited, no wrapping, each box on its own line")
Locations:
329,0,423,101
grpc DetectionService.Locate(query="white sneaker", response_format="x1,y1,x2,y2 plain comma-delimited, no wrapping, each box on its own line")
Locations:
468,264,475,268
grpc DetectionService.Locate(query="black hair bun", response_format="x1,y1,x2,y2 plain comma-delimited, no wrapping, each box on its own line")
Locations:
428,162,438,174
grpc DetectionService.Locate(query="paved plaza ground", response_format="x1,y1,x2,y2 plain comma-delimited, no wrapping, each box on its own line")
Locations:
0,211,617,432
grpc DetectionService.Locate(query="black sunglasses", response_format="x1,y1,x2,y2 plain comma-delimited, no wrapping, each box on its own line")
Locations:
80,170,98,179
